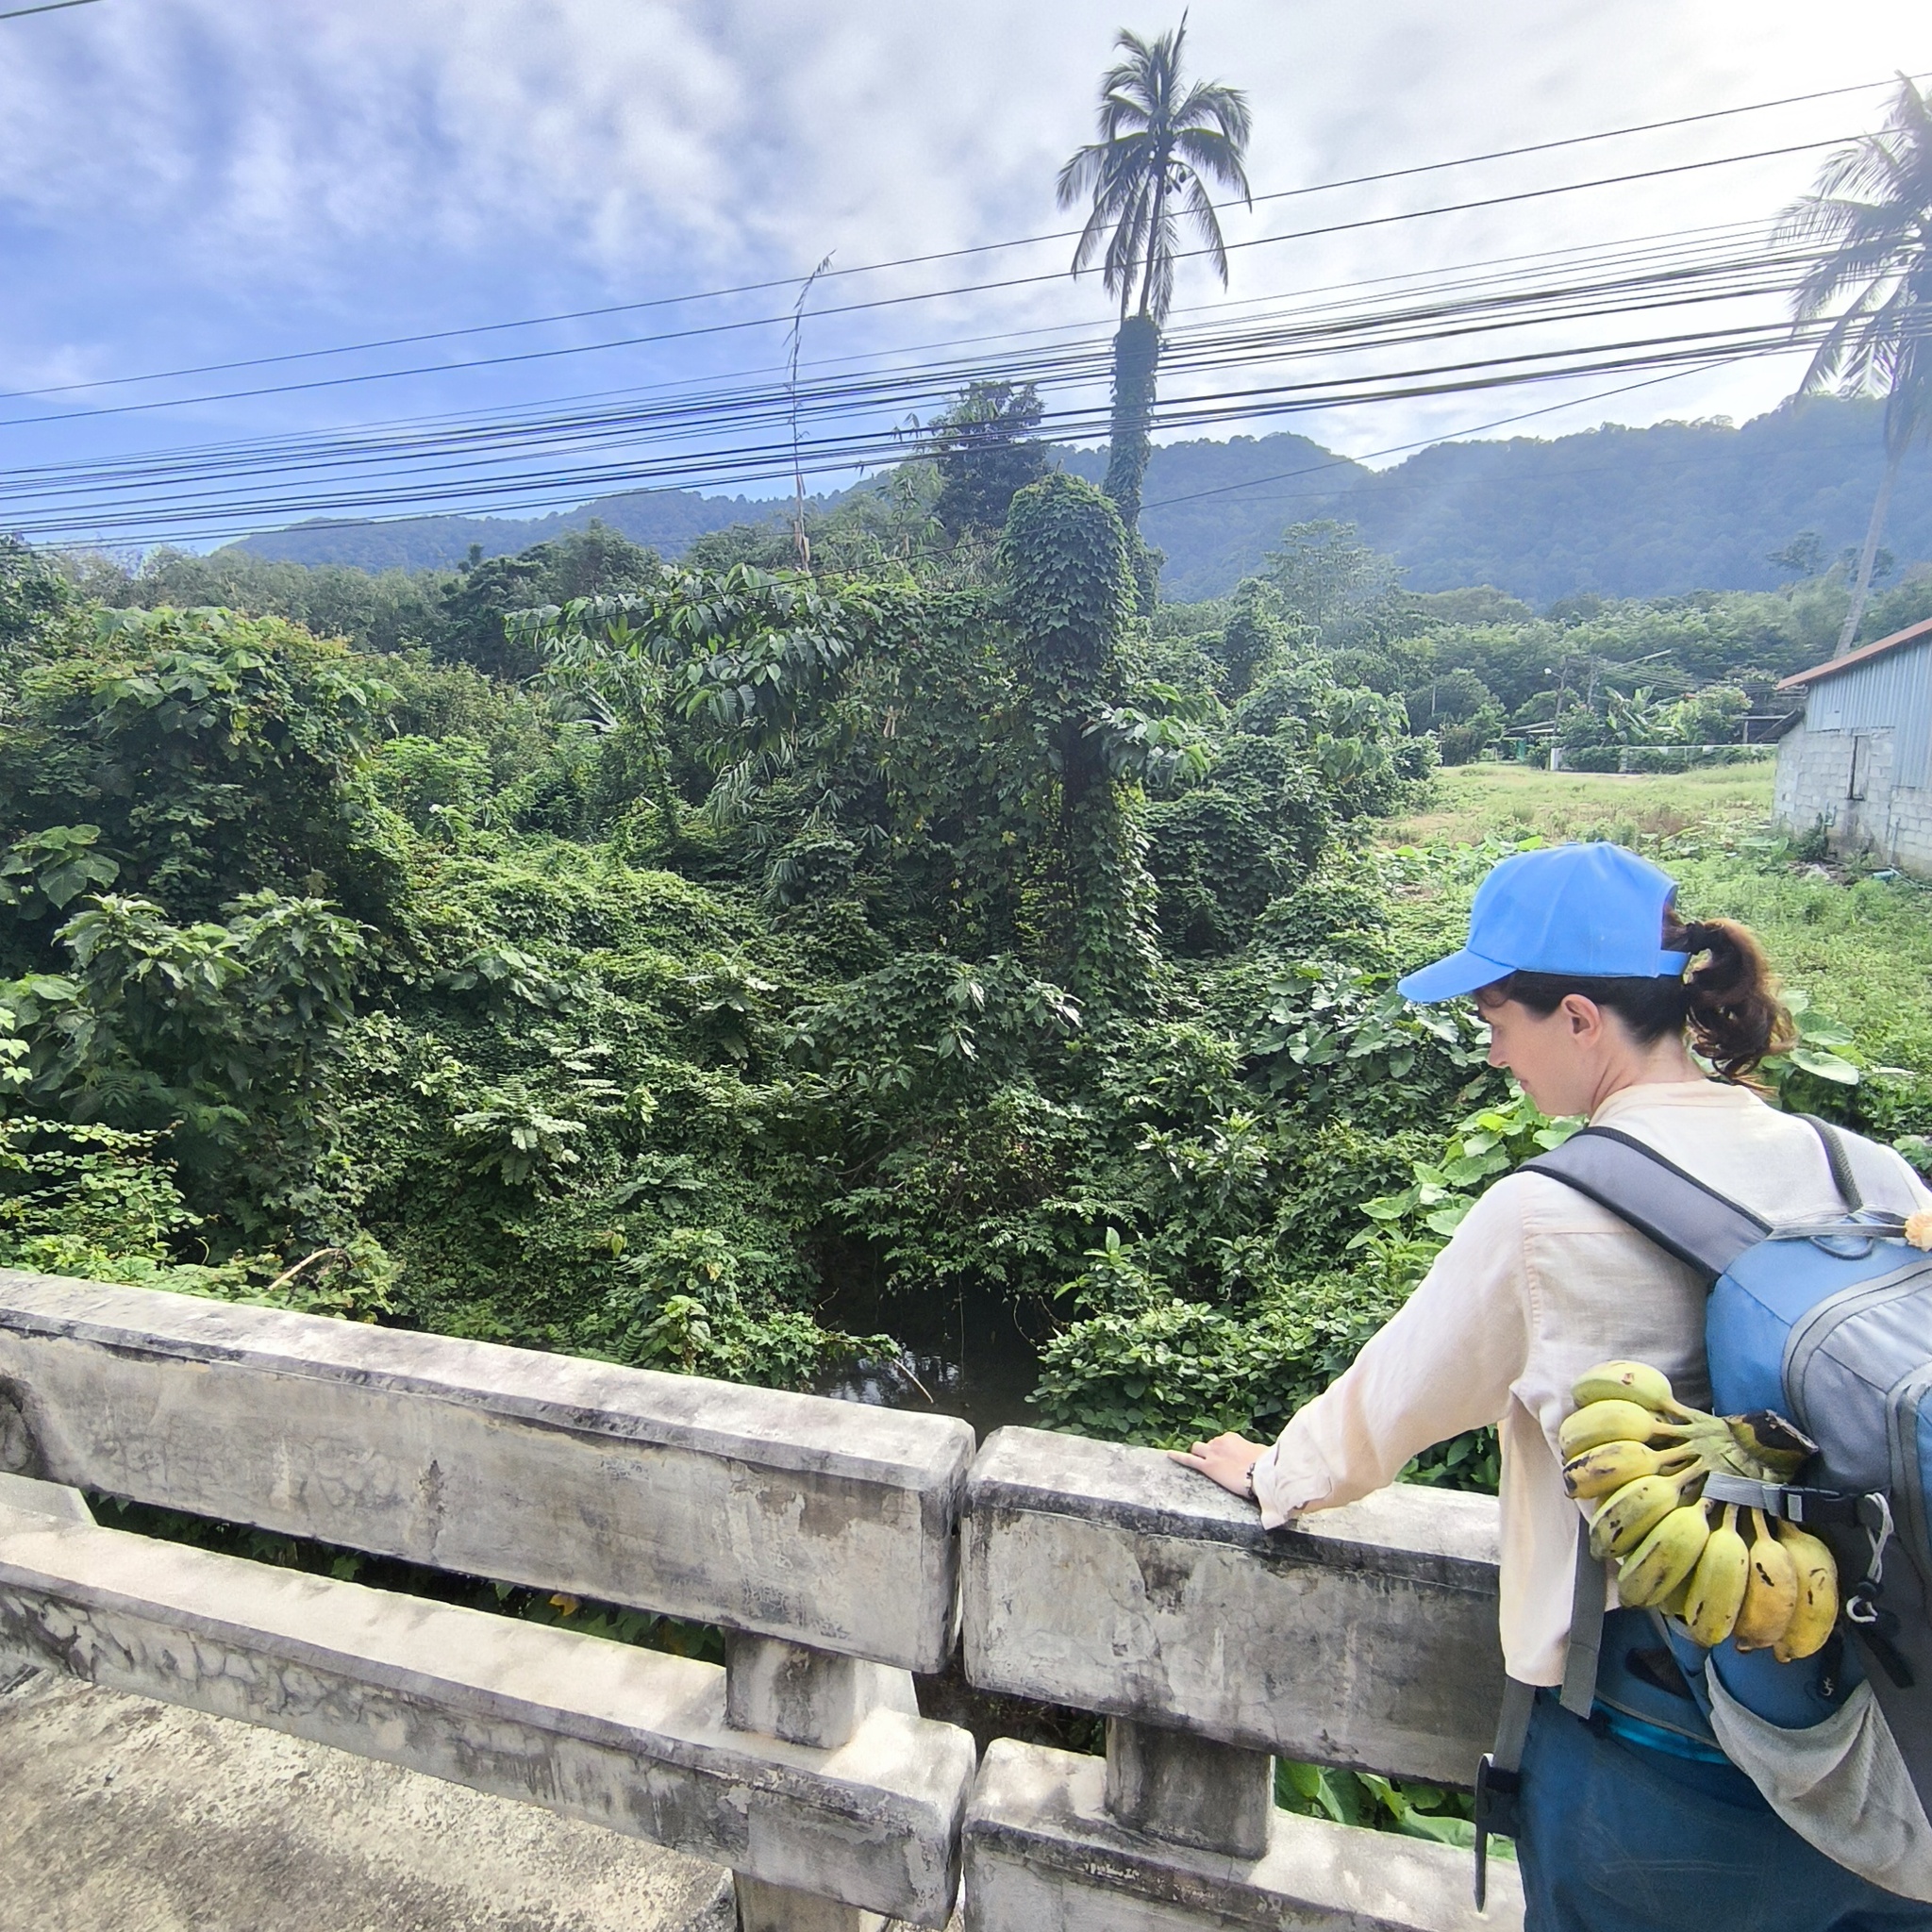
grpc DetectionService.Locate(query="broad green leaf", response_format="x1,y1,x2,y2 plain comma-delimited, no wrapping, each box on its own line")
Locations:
1785,1045,1860,1085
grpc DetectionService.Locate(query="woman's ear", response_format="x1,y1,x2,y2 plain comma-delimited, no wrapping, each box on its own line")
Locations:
1560,993,1605,1042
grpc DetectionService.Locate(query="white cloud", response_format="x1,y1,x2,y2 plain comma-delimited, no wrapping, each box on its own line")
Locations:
0,0,1925,503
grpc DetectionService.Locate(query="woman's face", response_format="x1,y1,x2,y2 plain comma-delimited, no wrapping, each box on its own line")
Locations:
1476,989,1611,1118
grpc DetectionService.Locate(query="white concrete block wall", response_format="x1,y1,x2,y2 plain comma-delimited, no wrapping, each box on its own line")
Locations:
1774,727,1853,845
1886,783,1932,873
1774,724,1932,874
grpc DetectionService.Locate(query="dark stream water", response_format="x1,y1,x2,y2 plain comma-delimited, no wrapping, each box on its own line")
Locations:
812,1278,1054,1441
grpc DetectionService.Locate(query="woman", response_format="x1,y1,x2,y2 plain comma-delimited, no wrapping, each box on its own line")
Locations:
1174,841,1932,1930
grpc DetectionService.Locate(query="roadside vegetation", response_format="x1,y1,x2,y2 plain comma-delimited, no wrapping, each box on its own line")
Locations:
6,442,1930,1488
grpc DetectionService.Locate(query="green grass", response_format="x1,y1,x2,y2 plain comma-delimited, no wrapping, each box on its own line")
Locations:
1384,762,1774,850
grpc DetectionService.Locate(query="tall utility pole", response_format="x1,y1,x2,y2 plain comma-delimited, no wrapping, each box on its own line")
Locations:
787,255,833,573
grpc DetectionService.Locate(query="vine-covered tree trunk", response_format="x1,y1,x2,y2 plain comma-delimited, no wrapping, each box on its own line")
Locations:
1103,316,1161,536
1000,475,1159,1008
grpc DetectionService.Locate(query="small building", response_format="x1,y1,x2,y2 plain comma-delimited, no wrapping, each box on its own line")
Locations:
1774,616,1932,872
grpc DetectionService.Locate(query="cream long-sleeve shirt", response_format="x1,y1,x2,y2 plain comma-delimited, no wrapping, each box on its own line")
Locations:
1250,1079,1931,1686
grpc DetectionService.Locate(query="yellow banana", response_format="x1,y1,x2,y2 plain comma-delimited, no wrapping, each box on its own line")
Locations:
1733,1509,1800,1651
1573,1360,1679,1413
1560,1399,1667,1459
1563,1439,1700,1499
1660,1569,1696,1620
1618,1503,1711,1607
1589,1473,1699,1560
1683,1506,1751,1649
1772,1523,1840,1663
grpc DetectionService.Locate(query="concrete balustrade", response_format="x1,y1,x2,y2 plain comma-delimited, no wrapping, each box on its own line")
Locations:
0,1272,978,1929
0,1271,970,1670
960,1428,1523,1931
0,1274,1529,1931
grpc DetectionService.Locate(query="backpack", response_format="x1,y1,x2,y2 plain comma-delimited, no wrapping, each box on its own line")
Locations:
1521,1113,1932,1894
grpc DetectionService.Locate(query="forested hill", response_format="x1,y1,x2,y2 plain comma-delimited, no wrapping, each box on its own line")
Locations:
1072,397,1932,603
228,396,1932,606
232,485,778,572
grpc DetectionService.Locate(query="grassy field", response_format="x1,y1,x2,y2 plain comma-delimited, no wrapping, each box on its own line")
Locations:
1380,761,1932,1087
1383,761,1775,850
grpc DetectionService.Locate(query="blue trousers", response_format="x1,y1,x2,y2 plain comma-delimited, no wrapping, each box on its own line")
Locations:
1516,1693,1932,1931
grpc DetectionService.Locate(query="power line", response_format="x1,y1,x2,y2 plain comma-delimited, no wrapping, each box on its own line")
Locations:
10,308,1838,545
7,263,1839,535
6,212,1775,483
0,0,101,19
4,66,1916,408
1142,360,1764,513
1,230,1823,515
0,131,1854,436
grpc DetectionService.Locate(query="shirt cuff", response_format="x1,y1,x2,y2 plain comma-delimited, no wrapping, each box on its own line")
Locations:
1249,1436,1333,1532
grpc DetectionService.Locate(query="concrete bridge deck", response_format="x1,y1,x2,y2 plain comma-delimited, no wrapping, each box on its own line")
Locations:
0,1668,738,1932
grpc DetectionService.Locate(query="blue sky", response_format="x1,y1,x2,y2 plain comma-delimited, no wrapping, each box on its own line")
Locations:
0,0,1927,548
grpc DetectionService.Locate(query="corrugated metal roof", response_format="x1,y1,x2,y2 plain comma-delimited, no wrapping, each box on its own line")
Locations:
1802,640,1932,788
1778,616,1932,691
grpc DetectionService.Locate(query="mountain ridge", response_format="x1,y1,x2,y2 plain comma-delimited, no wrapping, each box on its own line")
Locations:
225,397,1932,604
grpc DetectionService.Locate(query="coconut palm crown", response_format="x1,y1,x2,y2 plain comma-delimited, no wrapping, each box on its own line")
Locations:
1780,75,1932,654
1055,19,1251,549
1056,18,1253,326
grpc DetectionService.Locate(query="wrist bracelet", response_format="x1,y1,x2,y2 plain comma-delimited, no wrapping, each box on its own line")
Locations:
1242,1466,1258,1504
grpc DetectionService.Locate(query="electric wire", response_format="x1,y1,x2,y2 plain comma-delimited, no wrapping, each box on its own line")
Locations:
3,210,1781,488
8,308,1841,544
5,67,1919,407
3,222,1830,499
0,130,1863,434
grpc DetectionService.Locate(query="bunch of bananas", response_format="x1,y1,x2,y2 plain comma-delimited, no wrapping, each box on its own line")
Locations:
1561,1359,1840,1660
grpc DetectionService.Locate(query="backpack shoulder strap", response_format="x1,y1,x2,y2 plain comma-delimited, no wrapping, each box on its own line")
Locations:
1805,1113,1924,1219
1521,1126,1770,1283
1803,1114,1863,1212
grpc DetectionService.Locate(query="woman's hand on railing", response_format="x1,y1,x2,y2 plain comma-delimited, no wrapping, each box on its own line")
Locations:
1169,1433,1265,1500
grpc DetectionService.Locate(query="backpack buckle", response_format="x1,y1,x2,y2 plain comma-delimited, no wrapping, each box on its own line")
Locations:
1472,1754,1520,1909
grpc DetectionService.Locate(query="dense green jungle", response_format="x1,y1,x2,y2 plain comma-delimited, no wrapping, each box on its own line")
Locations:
8,448,1932,1489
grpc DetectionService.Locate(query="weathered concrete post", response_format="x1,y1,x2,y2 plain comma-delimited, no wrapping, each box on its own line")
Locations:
1103,1718,1274,1859
725,1632,920,1932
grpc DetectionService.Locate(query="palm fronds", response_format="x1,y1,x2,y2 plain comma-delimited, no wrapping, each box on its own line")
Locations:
1778,75,1932,452
1779,76,1932,649
1055,20,1253,325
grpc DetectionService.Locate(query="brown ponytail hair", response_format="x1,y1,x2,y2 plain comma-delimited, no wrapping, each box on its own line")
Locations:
1485,913,1795,1082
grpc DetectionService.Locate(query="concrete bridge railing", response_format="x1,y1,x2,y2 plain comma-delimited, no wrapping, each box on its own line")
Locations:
0,1270,1525,1930
962,1427,1518,1931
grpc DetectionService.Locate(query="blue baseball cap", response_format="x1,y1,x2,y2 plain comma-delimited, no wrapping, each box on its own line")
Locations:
1397,842,1690,1004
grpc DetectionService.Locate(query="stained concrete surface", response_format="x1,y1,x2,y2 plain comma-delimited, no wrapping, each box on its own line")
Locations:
0,1668,736,1932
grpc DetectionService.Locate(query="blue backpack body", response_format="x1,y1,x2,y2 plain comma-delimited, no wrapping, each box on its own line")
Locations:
1524,1117,1932,1792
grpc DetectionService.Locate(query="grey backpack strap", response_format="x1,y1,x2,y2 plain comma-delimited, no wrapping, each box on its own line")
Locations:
1521,1126,1770,1282
1559,1519,1608,1717
1474,1676,1537,1907
1803,1112,1924,1218
1803,1115,1863,1213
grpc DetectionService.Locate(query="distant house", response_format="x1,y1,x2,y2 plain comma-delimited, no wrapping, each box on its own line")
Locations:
1774,617,1932,872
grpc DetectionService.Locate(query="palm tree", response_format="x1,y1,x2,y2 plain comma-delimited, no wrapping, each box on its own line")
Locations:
1056,18,1251,540
1781,75,1932,656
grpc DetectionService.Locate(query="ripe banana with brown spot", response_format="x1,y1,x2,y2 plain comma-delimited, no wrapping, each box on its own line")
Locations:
1559,1399,1665,1458
1682,1505,1751,1650
1589,1469,1705,1561
1618,1503,1712,1608
1733,1508,1800,1651
1572,1360,1683,1415
1563,1439,1700,1500
1772,1523,1840,1662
